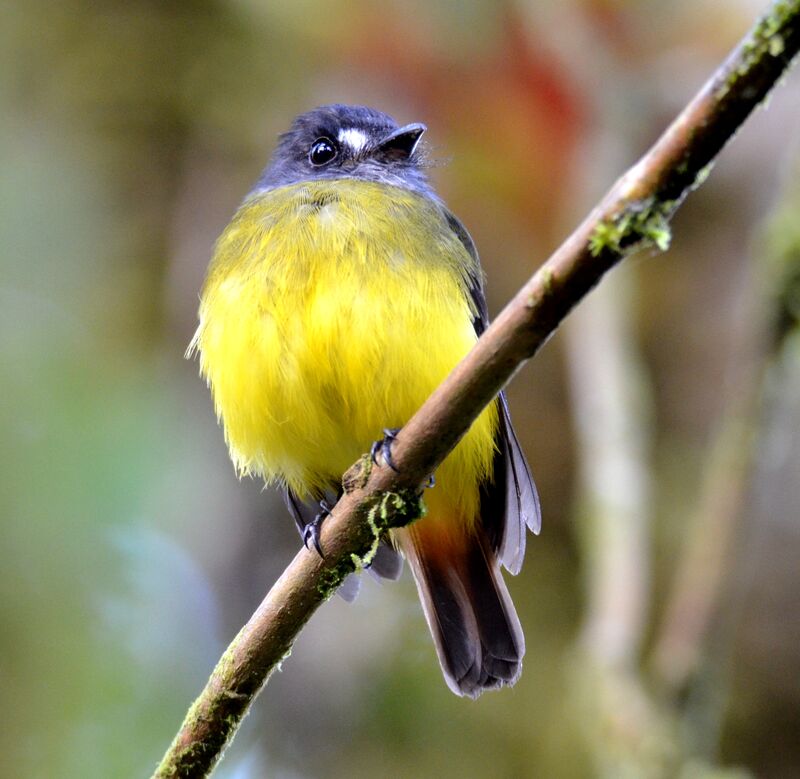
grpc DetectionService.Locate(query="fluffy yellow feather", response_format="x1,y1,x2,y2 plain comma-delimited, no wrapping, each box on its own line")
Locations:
190,178,498,530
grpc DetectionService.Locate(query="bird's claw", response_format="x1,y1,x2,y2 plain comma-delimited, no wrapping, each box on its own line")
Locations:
370,428,401,473
369,428,437,490
302,499,332,557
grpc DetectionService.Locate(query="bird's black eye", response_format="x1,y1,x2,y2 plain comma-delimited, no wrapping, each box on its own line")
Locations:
309,137,337,166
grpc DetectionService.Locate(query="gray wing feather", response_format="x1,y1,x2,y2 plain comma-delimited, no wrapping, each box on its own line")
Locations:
443,209,541,574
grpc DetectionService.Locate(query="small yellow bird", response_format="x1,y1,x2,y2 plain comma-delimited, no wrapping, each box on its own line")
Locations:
190,104,540,697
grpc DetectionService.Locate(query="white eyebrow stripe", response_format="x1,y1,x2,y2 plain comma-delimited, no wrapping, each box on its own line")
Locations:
338,128,369,153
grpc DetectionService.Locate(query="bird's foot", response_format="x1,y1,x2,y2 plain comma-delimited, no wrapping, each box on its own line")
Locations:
302,499,334,557
369,427,436,491
370,428,401,473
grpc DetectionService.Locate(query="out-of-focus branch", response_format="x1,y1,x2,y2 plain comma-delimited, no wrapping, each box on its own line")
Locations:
651,387,761,698
567,272,668,776
569,273,653,667
652,143,800,701
154,4,800,776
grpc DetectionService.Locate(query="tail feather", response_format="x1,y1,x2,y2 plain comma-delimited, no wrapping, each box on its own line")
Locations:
401,527,524,698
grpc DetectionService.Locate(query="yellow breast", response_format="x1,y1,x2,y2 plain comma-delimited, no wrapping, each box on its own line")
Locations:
190,179,497,524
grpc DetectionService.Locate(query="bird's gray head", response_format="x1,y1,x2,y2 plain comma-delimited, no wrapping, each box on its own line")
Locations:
255,104,435,198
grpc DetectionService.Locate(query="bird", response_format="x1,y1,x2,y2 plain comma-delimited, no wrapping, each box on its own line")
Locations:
189,104,540,698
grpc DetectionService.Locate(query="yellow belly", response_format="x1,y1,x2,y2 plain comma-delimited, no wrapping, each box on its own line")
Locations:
191,179,497,525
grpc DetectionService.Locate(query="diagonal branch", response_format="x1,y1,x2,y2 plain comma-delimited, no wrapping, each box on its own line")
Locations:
154,3,800,776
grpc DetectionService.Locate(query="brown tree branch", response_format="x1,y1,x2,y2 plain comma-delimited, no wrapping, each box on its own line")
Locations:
154,3,800,776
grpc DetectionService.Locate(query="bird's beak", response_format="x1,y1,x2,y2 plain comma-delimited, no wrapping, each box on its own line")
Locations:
377,123,426,159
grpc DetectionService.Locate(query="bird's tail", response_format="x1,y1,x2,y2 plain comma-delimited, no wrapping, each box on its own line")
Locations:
398,520,525,698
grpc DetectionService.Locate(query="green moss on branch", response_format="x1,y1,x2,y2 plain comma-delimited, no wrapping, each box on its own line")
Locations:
718,0,798,97
589,197,674,258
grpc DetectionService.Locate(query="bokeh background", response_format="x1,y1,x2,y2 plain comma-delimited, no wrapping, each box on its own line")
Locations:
2,1,799,777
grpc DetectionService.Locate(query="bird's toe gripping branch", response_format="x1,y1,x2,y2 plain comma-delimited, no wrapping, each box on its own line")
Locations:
370,428,401,473
302,499,334,557
369,427,436,490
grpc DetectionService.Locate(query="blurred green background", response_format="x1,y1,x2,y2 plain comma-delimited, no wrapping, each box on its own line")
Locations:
2,1,799,777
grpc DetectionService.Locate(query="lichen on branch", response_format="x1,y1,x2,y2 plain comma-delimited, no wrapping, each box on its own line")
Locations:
153,3,800,776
